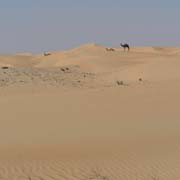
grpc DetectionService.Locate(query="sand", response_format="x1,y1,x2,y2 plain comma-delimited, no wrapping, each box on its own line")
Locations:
0,44,180,180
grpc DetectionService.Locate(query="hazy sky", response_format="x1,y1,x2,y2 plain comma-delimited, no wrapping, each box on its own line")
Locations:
0,0,180,53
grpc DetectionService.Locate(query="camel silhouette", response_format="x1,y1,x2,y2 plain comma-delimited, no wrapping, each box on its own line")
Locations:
120,43,130,51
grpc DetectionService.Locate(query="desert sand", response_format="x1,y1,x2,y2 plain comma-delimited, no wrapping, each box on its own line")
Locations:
0,44,180,180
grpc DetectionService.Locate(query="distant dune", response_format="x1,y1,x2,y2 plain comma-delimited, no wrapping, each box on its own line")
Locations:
0,44,179,81
0,44,180,180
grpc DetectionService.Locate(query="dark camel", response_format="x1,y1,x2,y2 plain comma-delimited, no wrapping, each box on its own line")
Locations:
120,43,130,51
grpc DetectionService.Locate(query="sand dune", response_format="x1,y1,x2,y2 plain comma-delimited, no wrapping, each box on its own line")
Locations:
0,44,180,180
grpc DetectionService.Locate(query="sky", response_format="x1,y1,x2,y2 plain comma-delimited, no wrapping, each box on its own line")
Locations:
0,0,180,53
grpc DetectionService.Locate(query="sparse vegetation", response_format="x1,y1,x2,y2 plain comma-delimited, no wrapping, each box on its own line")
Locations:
61,68,65,72
0,66,94,88
116,80,124,86
1,66,9,69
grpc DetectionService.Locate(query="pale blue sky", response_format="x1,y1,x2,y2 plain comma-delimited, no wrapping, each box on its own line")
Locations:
0,0,180,53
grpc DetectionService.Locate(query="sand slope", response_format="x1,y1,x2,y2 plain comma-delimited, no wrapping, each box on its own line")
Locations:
0,44,180,180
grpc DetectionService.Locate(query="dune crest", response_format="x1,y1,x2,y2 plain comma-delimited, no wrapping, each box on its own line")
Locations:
0,44,179,68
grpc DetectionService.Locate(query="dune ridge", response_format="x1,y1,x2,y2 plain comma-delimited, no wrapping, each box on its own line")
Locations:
1,44,180,69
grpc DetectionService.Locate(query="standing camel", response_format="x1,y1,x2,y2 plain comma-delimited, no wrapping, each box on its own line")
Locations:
120,43,130,51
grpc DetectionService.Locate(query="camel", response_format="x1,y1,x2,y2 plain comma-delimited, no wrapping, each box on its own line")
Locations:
106,48,115,52
43,52,51,56
120,43,130,51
